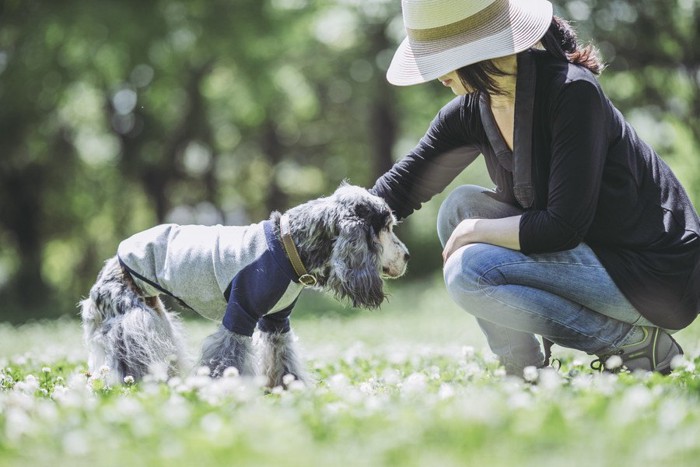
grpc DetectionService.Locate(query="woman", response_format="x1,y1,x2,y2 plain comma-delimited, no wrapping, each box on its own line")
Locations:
372,0,700,375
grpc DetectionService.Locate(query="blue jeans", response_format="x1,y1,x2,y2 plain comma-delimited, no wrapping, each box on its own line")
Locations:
438,185,654,374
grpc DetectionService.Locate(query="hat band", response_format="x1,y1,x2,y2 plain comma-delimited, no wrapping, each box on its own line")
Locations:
406,0,507,42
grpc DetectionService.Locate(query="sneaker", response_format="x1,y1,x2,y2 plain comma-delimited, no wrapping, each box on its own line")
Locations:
591,327,683,375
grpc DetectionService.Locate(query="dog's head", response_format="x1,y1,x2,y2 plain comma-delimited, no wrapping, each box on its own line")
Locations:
287,183,409,309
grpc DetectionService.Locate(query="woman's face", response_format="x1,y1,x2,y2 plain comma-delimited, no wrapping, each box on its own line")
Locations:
437,71,469,95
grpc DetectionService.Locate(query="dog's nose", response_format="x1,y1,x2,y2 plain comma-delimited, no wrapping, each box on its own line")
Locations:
404,252,411,262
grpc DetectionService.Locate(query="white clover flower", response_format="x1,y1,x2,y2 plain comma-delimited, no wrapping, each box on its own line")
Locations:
327,373,349,390
282,374,296,386
402,372,427,394
15,376,40,394
670,354,690,371
605,355,623,370
438,383,455,399
98,365,111,376
222,367,239,378
123,375,135,385
523,366,539,383
461,346,475,359
427,366,440,380
381,369,401,386
148,362,169,382
507,392,532,409
41,367,51,374
168,376,184,388
196,366,211,377
5,407,35,442
51,385,69,401
287,380,306,392
537,368,563,391
359,381,373,394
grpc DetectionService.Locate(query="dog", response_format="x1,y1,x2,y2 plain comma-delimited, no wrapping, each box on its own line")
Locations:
80,184,409,387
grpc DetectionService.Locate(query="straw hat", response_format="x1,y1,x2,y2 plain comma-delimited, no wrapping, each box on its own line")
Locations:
387,0,553,86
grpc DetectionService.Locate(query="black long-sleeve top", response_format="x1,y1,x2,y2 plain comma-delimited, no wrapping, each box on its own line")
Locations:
372,49,700,330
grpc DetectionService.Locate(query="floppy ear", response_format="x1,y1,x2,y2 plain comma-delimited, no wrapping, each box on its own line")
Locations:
325,216,385,309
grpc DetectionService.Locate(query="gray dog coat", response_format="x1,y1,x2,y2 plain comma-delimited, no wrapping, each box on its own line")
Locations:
117,220,304,336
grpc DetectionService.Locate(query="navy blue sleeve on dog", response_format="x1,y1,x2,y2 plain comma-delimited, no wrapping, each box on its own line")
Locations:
221,219,306,336
221,251,295,336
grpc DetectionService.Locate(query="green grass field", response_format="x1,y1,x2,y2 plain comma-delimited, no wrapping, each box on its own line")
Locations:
2,277,700,467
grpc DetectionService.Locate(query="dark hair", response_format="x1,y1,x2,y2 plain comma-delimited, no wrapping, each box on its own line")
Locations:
456,16,605,97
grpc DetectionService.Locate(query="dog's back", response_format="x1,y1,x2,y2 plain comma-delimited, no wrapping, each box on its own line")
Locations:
117,222,267,321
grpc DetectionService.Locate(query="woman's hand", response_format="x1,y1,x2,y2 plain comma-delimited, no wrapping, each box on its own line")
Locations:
442,219,479,263
442,216,523,263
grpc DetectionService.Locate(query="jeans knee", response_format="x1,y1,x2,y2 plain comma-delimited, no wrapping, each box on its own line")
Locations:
444,244,489,297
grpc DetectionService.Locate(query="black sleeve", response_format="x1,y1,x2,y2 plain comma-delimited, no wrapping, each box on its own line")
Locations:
519,80,609,253
371,96,482,220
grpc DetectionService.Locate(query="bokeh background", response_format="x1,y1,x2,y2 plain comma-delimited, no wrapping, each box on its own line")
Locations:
1,0,699,322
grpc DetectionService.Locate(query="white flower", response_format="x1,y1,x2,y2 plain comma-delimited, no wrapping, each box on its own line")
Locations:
461,346,475,359
282,374,296,386
41,367,51,374
222,367,239,378
196,366,211,377
670,354,691,371
123,375,135,385
438,383,455,399
523,366,539,382
402,372,427,394
605,355,623,370
287,380,306,392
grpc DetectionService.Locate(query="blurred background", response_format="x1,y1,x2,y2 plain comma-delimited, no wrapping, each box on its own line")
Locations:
0,0,698,323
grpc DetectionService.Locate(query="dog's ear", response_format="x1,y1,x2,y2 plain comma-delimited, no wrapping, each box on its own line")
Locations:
325,216,385,309
354,202,391,237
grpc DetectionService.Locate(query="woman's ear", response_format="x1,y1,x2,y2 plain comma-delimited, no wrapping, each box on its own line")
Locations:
326,217,385,309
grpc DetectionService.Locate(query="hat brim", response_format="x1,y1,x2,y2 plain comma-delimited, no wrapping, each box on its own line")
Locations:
387,0,553,86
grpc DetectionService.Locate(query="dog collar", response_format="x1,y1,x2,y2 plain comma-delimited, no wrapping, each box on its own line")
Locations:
279,214,317,287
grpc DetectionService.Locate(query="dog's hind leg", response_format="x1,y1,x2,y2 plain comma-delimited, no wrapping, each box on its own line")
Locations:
81,257,188,384
258,330,311,388
199,326,255,378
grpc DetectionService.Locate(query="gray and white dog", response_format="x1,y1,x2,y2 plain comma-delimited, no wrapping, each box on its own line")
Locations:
80,184,409,387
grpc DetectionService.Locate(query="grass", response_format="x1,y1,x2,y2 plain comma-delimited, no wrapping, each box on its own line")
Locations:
2,275,700,466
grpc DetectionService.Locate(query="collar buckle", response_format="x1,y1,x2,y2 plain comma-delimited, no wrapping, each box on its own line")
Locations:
280,214,317,287
298,274,317,287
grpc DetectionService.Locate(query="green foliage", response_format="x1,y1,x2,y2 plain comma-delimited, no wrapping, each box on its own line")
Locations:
2,282,700,466
1,0,699,320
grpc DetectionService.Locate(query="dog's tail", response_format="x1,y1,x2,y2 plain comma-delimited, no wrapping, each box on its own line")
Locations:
80,257,188,384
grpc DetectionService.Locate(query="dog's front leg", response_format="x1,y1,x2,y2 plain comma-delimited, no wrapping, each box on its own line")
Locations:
259,330,311,388
199,325,255,378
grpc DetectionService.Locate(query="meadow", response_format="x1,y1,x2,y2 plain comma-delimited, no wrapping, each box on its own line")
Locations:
2,277,700,467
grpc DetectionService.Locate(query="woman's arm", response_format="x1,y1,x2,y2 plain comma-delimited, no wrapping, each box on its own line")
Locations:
442,215,521,262
519,79,609,254
371,96,482,219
